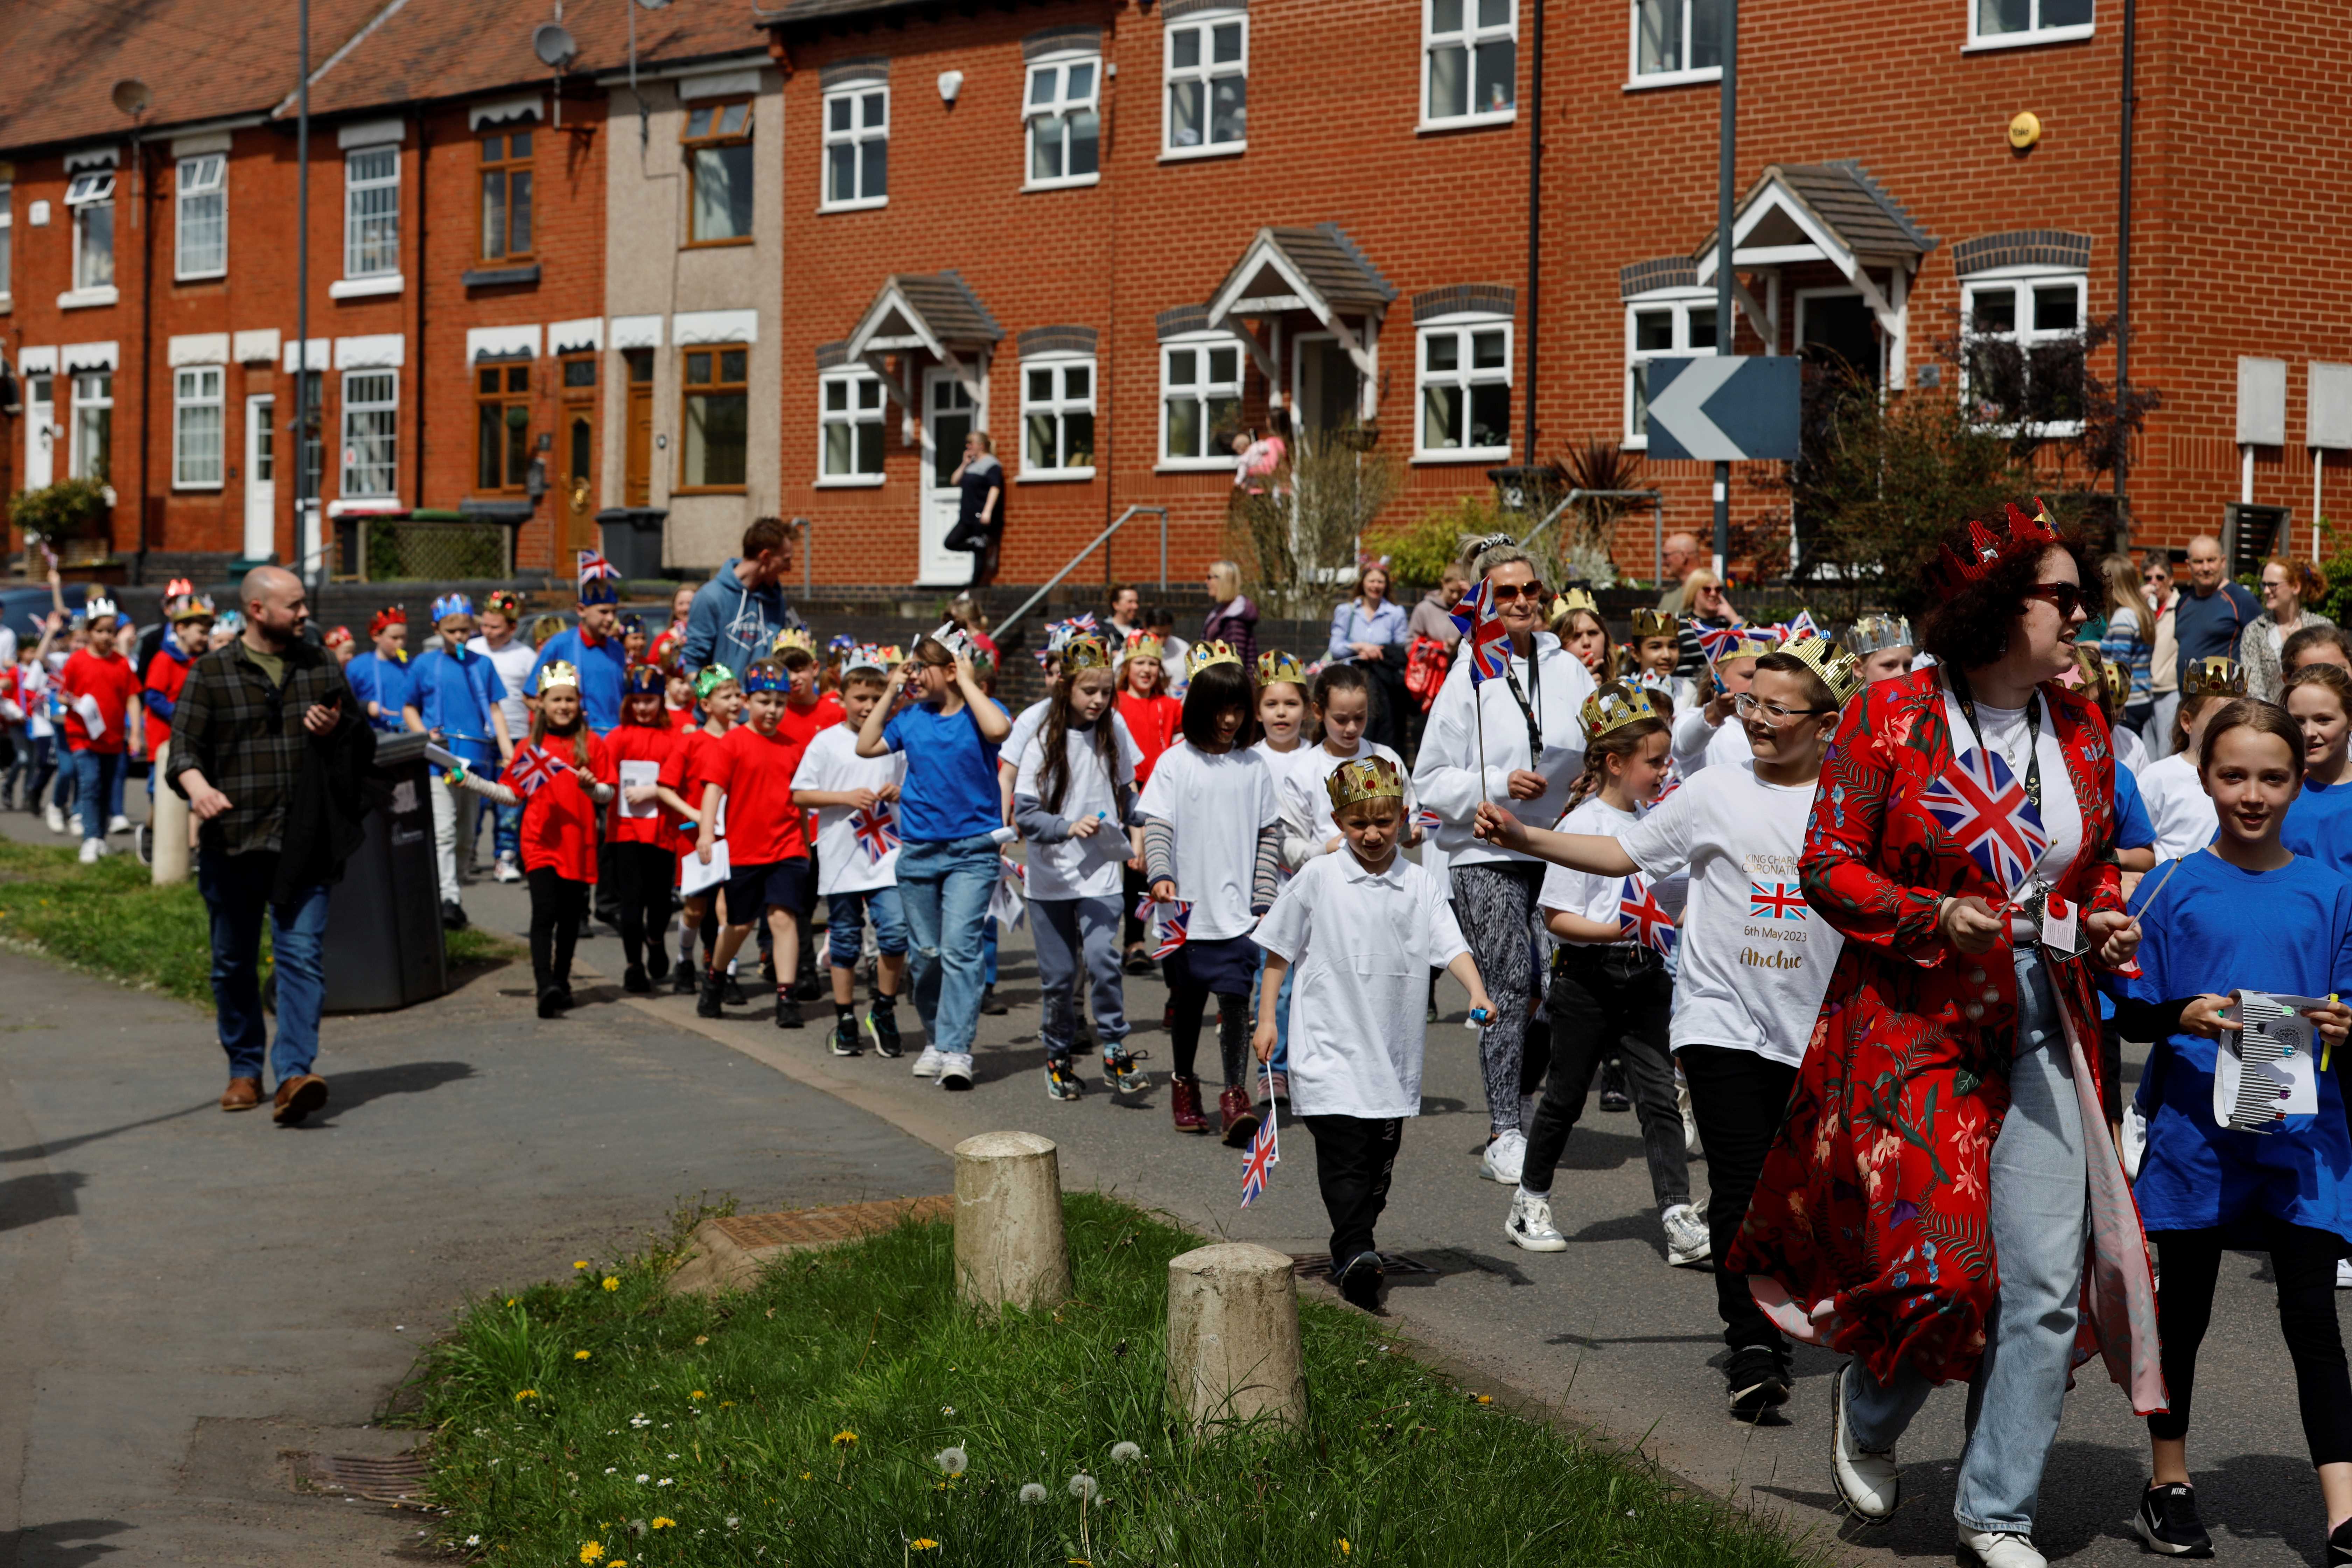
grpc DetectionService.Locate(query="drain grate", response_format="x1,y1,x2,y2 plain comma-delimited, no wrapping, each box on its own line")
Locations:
1288,1252,1439,1282
290,1451,433,1506
714,1194,952,1251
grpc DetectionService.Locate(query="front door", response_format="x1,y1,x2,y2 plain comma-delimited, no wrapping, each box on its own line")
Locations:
919,368,976,587
1292,333,1363,451
622,348,653,507
22,373,54,491
243,394,275,560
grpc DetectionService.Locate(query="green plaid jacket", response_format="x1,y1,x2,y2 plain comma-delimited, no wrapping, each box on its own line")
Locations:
163,636,355,857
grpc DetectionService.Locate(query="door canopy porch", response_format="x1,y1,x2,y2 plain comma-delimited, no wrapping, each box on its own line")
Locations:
842,270,1004,438
1206,222,1396,420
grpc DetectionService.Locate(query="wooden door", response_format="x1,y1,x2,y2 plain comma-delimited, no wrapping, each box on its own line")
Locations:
623,348,654,507
559,352,599,553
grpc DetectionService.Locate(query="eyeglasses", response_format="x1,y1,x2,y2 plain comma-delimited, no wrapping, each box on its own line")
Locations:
1485,581,1546,604
2022,582,2089,618
1732,692,1834,724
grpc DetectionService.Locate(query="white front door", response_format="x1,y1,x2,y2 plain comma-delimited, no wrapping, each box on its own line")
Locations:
21,373,54,491
243,394,276,560
919,368,977,587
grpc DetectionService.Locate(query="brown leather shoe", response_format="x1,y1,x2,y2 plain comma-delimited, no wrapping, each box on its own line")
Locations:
1218,1084,1260,1147
220,1076,262,1112
1169,1074,1209,1134
272,1074,329,1126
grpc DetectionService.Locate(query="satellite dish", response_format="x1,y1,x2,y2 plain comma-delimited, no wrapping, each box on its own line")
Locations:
111,78,150,117
532,21,578,70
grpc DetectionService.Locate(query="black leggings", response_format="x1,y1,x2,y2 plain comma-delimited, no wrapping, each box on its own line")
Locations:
608,842,674,972
526,867,590,996
1168,975,1248,1087
1525,945,1687,1208
2147,1219,2352,1465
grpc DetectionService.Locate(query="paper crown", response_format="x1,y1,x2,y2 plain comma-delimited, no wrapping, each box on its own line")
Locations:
322,625,354,648
624,663,666,696
485,588,524,620
2074,647,2129,711
1777,635,1865,707
2183,656,2246,700
1256,650,1309,686
1038,614,1103,668
162,577,195,602
827,632,856,655
170,594,217,623
534,660,581,695
1060,635,1113,675
740,658,789,694
1629,608,1678,639
214,609,244,635
1844,615,1914,656
693,663,738,699
771,627,818,659
1119,630,1164,663
922,622,979,663
1581,680,1662,740
1186,640,1242,677
1932,498,2062,592
83,595,119,623
842,644,893,676
369,606,406,636
575,549,621,604
576,577,620,607
430,593,474,623
1324,754,1406,812
1549,588,1599,623
620,612,647,636
1717,630,1778,666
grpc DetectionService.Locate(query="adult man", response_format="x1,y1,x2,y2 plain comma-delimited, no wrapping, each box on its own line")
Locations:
2172,533,2261,691
945,432,1005,588
2143,551,2181,758
166,566,358,1127
467,589,536,883
681,516,796,677
1654,532,1703,613
531,563,629,733
1105,584,1142,644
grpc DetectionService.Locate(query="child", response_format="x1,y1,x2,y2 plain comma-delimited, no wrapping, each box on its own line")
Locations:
5,625,55,815
2285,663,2352,866
1671,630,1774,779
2112,699,2352,1560
2138,658,2237,860
2075,646,2151,777
663,664,741,996
622,614,649,668
1504,682,1704,1269
1117,631,1184,972
468,589,539,883
58,596,141,862
1628,608,1688,706
1148,607,1192,697
323,625,356,668
346,607,412,735
663,659,699,730
1250,651,1314,1097
1278,663,1417,869
605,664,683,993
1476,637,1858,1418
792,648,910,1059
1253,754,1491,1310
696,659,819,1028
1013,636,1146,1099
141,595,214,777
1139,642,1283,1143
854,628,1012,1089
403,594,511,926
1843,614,1917,685
774,631,847,1003
450,662,612,1017
1550,590,1618,682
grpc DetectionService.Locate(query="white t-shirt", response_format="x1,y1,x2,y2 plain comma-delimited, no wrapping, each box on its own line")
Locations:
1278,738,1416,869
1004,698,1052,775
1252,849,1468,1118
1015,719,1141,901
1160,634,1192,695
16,662,51,739
1619,760,1841,1066
467,634,538,740
792,724,908,895
1137,740,1280,940
2137,751,2219,861
2115,723,2150,779
1252,736,1315,797
1538,796,1687,946
1671,700,1755,777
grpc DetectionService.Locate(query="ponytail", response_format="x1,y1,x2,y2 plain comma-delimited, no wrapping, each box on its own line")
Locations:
1565,715,1670,811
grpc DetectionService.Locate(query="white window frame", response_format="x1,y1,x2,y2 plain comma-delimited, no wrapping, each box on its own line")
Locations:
341,368,399,499
820,80,889,212
1162,10,1247,159
1623,286,1720,448
816,366,887,486
1965,0,2095,52
69,371,112,482
172,365,225,489
1024,52,1102,190
1019,354,1097,481
66,172,116,292
175,153,227,280
1626,0,1725,89
1421,0,1517,132
343,146,400,279
1158,334,1244,471
0,181,12,303
1959,265,2088,438
1415,314,1514,463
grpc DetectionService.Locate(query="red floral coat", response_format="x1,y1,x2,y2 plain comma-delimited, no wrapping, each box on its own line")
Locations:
1727,668,2165,1409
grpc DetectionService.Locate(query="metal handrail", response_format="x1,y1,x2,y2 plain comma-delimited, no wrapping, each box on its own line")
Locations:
995,505,1169,640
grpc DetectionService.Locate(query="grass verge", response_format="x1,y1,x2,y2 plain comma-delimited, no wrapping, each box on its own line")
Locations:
0,839,516,1005
412,1193,1826,1567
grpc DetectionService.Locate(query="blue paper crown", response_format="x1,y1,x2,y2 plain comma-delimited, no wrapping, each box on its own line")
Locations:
620,612,646,635
624,663,665,696
430,593,474,622
740,661,789,694
577,577,620,607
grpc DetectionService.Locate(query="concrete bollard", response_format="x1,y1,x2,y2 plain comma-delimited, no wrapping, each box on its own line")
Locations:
151,739,191,886
952,1131,1073,1313
1164,1242,1308,1435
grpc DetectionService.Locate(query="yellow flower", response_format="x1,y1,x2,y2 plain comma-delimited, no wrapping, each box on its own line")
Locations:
513,1390,538,1402
831,1430,858,1446
650,1517,676,1530
690,1390,706,1399
578,1545,604,1564
574,1261,590,1270
800,1471,812,1480
719,1401,735,1409
1475,1394,1492,1405
602,1276,620,1292
574,1351,592,1361
1339,1540,1351,1557
910,1541,938,1552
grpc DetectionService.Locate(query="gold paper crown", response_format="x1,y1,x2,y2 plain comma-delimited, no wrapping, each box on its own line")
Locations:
771,627,817,656
2075,647,2129,711
1060,635,1112,674
534,660,581,695
1777,635,1864,707
1324,754,1406,812
1844,615,1915,657
1185,639,1242,677
1256,650,1309,686
1630,608,1677,639
1120,631,1165,663
2183,657,2246,700
1716,630,1779,666
1549,588,1599,622
1580,681,1661,740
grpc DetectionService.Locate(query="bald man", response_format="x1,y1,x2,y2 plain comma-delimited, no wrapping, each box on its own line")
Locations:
2171,533,2261,686
1655,532,1704,615
166,566,360,1126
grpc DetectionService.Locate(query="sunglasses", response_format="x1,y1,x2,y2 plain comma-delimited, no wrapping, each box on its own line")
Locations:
1485,581,1547,604
2022,582,2090,618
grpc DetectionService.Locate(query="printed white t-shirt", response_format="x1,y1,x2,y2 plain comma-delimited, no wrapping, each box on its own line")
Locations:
792,724,908,896
1136,741,1280,940
1538,795,1687,945
1014,720,1142,901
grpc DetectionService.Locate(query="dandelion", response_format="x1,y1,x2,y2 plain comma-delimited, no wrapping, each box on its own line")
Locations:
602,1277,620,1292
831,1431,858,1447
1067,1473,1098,1502
1019,1483,1049,1504
575,1351,593,1362
720,1401,735,1409
513,1390,538,1402
575,1261,590,1270
578,1545,604,1564
800,1471,813,1481
651,1518,676,1530
1339,1539,1351,1556
691,1390,705,1399
1109,1442,1141,1465
1474,1394,1492,1405
910,1542,939,1553
934,1447,968,1476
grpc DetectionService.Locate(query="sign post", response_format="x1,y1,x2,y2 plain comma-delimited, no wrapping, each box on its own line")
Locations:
1712,0,1738,578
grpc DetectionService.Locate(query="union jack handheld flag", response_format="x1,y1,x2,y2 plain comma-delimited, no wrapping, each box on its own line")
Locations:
1919,746,2049,897
1239,1065,1280,1206
1137,895,1192,958
576,548,620,583
509,744,567,798
1453,579,1513,685
1618,876,1679,954
1686,619,1747,663
849,803,900,864
1749,881,1808,922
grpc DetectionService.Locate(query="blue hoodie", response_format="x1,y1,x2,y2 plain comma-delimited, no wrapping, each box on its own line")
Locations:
680,559,794,678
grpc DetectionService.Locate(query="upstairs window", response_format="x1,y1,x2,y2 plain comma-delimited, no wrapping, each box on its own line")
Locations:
173,366,224,488
1623,289,1718,445
1022,357,1097,479
1160,337,1241,466
1165,12,1246,155
344,147,400,278
684,99,754,244
822,82,888,210
1423,0,1515,127
1631,0,1726,84
175,154,226,278
1961,270,2087,435
479,129,533,262
818,368,886,482
1970,0,2093,49
1417,318,1512,461
1026,54,1101,188
65,169,115,291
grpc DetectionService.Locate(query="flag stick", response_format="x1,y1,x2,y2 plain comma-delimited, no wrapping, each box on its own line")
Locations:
1475,690,1489,805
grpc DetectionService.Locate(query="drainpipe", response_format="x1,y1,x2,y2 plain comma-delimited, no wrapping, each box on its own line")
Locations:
135,134,155,584
1521,0,1544,463
2113,0,2137,543
413,109,427,512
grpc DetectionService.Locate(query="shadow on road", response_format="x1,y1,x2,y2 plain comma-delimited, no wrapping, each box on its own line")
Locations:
0,1102,213,1164
2,1516,132,1566
290,1061,475,1128
0,1170,85,1233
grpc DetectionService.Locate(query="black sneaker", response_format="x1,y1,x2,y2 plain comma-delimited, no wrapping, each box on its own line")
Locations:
1044,1059,1083,1101
648,950,671,984
1336,1251,1385,1312
2329,1513,2352,1567
1102,1044,1148,1096
696,971,724,1019
441,901,470,931
1599,1059,1632,1112
623,964,651,995
2135,1482,2214,1559
776,996,804,1030
537,987,564,1020
980,985,1007,1016
829,1016,861,1057
724,974,749,1007
1726,1345,1792,1423
866,1002,904,1058
671,963,698,996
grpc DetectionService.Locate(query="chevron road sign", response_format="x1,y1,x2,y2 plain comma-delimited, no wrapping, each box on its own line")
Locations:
1645,355,1802,463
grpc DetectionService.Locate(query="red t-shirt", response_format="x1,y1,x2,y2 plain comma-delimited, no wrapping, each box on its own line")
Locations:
62,649,140,755
505,730,608,882
1118,690,1183,785
662,725,727,858
602,722,680,847
777,694,841,848
712,720,813,866
665,704,698,732
144,654,192,761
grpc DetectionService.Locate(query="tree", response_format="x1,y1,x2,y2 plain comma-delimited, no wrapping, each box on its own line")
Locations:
1224,424,1402,617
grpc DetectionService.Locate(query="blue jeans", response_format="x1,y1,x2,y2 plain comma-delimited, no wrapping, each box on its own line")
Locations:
197,846,332,1085
826,886,908,967
71,747,122,841
1032,895,1126,1058
1843,947,2089,1535
896,835,999,1060
984,918,1000,986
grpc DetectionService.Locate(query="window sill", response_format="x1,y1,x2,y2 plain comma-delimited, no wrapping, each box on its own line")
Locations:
1413,448,1511,465
463,262,540,288
174,268,228,285
1416,110,1516,135
1622,434,1650,450
1017,468,1096,484
329,273,403,300
1021,175,1102,193
815,474,886,488
58,286,119,310
1154,459,1237,474
0,293,11,315
327,496,402,516
1623,66,1722,91
682,236,755,251
172,480,226,493
1962,23,2095,50
672,485,748,497
1159,143,1246,163
818,197,889,214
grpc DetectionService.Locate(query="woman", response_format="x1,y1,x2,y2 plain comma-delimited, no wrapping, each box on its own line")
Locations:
1201,560,1260,671
1730,502,2160,1568
2095,552,2156,736
2144,551,2181,758
2242,556,2333,703
1409,539,1597,1183
1327,565,1410,750
945,432,1004,588
1673,570,1742,679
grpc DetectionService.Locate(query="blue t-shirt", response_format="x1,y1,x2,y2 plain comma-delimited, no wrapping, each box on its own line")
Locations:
2120,849,2352,1244
407,644,504,763
883,697,1009,843
2114,761,2155,850
2282,774,2352,870
531,626,628,733
345,651,411,734
2171,581,2261,683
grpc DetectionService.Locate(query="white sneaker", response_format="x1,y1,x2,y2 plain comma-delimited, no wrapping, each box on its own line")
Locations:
911,1045,946,1079
1679,1078,1703,1156
1957,1528,2044,1568
77,838,102,864
2337,1258,2351,1289
1830,1363,1899,1521
937,1053,974,1091
44,804,64,834
1662,1202,1711,1267
493,854,523,885
1481,1128,1526,1185
1504,1189,1567,1252
106,813,131,835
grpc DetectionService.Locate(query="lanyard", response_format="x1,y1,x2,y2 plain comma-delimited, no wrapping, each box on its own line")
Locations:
1949,667,2042,809
1496,640,1545,760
